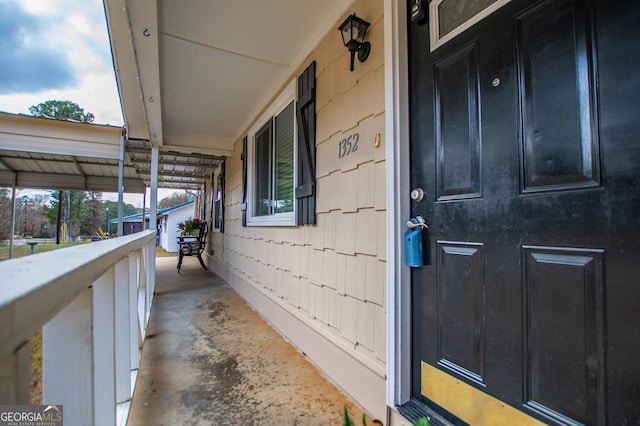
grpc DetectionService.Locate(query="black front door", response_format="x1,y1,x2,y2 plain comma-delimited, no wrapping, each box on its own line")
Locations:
408,0,640,424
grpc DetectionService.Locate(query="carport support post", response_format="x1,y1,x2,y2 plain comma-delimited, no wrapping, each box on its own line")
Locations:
142,188,147,230
117,130,125,236
8,183,16,259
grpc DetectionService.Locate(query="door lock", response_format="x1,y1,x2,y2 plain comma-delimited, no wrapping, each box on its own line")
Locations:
411,188,425,202
406,215,428,229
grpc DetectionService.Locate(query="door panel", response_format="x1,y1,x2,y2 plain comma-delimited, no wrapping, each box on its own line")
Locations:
523,246,605,425
408,0,640,424
516,0,600,193
437,241,485,385
435,42,482,200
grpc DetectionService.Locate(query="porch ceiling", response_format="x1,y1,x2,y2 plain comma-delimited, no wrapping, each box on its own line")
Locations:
104,0,353,154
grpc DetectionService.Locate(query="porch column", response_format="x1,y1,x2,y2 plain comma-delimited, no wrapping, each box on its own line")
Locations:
117,130,125,236
148,146,159,305
149,147,158,232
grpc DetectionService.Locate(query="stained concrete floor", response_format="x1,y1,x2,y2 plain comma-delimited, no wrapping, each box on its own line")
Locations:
127,256,375,425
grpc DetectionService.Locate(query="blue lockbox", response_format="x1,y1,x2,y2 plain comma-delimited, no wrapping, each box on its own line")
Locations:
405,221,424,267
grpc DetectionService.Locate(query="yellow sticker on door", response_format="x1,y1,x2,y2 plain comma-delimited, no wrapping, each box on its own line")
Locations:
421,362,545,426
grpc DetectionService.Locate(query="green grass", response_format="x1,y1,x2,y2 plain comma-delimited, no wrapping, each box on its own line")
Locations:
156,245,177,257
0,240,89,260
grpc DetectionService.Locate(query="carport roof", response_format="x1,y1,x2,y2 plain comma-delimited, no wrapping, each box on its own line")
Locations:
109,199,195,223
0,112,222,192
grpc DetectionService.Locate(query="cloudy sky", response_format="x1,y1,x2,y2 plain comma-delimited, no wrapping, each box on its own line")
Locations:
0,0,123,125
0,0,182,205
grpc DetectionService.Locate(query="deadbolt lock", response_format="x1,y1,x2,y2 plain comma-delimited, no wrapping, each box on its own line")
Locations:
411,188,425,202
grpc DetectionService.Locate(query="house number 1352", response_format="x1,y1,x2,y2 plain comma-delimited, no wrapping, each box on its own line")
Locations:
338,132,359,159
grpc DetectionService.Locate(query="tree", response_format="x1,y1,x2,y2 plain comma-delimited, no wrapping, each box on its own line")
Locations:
45,191,113,236
101,201,140,235
0,192,52,239
23,194,50,237
30,100,95,241
28,100,95,123
81,192,103,235
0,188,12,240
158,192,191,209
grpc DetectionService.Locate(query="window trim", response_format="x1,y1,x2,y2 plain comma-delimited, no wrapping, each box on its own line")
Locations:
246,80,297,227
429,0,512,51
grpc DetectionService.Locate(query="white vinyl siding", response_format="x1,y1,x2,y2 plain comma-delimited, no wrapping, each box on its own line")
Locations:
159,204,195,252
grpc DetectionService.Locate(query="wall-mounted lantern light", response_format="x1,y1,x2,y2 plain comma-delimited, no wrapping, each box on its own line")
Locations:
338,14,371,72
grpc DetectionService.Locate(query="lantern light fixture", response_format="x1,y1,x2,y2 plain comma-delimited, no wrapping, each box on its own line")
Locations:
338,13,371,72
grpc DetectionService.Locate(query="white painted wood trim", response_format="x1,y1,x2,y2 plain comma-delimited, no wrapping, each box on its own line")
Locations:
0,230,155,422
245,80,297,227
0,341,30,404
149,146,159,231
43,289,94,426
384,0,413,408
115,259,132,403
129,253,141,372
0,230,155,358
93,270,117,426
429,0,512,51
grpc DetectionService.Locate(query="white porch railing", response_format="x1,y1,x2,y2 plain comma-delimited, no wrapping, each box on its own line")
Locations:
0,230,156,426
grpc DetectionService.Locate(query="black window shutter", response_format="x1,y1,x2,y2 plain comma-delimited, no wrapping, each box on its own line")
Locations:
219,160,226,233
296,61,317,225
241,136,248,226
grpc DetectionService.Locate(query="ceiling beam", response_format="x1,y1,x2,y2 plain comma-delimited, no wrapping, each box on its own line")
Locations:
72,158,87,177
103,0,148,140
129,158,218,168
126,147,224,162
159,150,225,161
0,157,15,173
138,175,206,185
135,169,210,179
126,0,163,147
0,171,145,193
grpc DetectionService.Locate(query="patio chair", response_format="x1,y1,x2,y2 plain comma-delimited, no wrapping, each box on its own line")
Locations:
177,221,208,273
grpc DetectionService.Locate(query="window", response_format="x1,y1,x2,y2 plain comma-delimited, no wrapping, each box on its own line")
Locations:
430,0,512,51
212,165,224,232
247,81,296,226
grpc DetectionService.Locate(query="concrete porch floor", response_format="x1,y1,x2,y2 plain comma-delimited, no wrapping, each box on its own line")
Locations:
127,256,375,425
